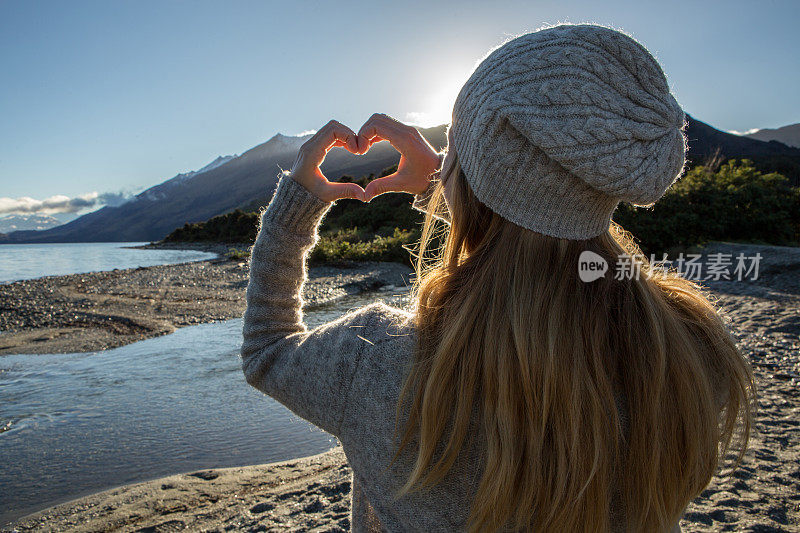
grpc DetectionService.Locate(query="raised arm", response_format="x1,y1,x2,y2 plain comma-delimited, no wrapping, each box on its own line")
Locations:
241,171,393,436
240,116,439,435
241,120,371,435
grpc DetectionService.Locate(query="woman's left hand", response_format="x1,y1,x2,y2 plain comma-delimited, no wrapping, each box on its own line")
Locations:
358,114,441,202
288,120,368,202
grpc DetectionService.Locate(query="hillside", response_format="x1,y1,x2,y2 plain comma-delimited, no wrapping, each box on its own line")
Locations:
745,123,800,148
3,115,799,244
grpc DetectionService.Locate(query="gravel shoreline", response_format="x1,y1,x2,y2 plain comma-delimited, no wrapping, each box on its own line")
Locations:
2,242,799,531
0,244,413,355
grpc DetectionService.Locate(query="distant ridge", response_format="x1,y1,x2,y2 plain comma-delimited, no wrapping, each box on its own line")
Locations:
3,116,798,244
0,214,62,233
744,123,800,149
685,115,800,185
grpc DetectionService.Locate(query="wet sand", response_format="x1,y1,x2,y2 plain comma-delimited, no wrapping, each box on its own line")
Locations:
3,242,799,531
4,448,353,533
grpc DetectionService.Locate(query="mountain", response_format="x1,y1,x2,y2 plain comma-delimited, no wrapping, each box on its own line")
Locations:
164,155,238,189
743,123,800,149
133,154,237,204
2,126,447,243
3,116,798,244
684,115,800,186
0,214,62,233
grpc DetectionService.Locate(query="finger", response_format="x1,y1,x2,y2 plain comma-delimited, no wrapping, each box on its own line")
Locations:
325,123,360,155
364,174,408,202
363,134,386,147
321,181,367,202
357,134,374,152
302,121,360,168
358,120,398,144
358,114,410,152
372,113,414,136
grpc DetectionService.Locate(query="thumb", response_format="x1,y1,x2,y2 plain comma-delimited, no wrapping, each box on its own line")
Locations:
364,174,407,202
323,181,366,202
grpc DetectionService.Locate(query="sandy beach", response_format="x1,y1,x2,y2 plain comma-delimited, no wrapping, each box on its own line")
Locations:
2,242,799,531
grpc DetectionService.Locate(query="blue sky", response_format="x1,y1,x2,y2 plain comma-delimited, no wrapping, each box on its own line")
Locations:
1,0,798,216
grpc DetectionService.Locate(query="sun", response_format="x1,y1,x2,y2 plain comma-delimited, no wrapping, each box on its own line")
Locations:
406,69,472,128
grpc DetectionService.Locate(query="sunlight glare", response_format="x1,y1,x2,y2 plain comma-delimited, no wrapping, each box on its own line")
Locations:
405,69,472,128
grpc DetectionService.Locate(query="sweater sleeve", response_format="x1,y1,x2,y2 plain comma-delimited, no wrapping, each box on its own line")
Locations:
240,173,379,436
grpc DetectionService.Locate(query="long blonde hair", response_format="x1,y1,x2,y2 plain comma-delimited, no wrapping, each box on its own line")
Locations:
391,155,755,532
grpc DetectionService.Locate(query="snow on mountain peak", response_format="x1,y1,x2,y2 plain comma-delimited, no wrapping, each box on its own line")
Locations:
170,154,237,185
0,213,62,233
267,132,313,148
135,133,314,205
195,155,236,174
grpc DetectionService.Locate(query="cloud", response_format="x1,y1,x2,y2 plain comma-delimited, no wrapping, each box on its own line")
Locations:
0,190,135,215
405,111,432,127
728,128,760,136
97,191,133,207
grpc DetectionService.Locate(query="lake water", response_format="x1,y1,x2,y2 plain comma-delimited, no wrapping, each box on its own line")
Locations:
0,288,411,526
0,242,218,283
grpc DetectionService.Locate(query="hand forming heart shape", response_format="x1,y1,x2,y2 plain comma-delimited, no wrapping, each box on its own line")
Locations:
287,114,442,203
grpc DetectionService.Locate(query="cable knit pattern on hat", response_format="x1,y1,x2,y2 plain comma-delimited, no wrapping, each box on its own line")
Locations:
451,24,687,239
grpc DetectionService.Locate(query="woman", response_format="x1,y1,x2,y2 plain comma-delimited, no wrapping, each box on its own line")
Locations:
241,24,754,532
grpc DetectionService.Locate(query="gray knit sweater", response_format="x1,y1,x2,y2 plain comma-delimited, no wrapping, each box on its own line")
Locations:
240,175,682,532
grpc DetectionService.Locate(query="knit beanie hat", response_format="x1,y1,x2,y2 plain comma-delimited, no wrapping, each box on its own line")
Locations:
451,24,687,239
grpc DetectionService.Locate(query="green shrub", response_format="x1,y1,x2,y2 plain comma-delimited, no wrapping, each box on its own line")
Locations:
228,247,251,260
310,227,419,263
163,209,259,243
321,166,424,235
614,160,799,253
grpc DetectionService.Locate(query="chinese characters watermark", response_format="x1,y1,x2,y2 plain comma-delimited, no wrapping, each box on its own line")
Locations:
578,252,762,282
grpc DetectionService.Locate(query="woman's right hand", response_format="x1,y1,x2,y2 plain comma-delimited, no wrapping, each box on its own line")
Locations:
358,114,441,202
